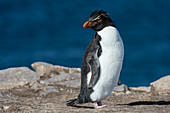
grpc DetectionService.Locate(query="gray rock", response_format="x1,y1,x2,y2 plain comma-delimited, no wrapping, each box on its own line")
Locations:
39,86,59,96
113,84,129,92
39,80,50,86
150,75,170,95
130,86,151,92
30,82,59,96
31,62,55,78
0,67,39,90
0,92,10,97
31,62,80,79
2,105,13,111
30,62,82,90
30,82,44,91
39,73,80,86
57,79,81,88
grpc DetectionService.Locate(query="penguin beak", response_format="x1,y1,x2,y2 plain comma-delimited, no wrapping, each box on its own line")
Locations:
83,20,93,28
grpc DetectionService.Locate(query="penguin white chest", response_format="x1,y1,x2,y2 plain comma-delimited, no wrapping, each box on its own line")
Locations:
90,26,124,102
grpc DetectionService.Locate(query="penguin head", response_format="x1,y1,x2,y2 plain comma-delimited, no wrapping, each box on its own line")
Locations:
83,10,116,31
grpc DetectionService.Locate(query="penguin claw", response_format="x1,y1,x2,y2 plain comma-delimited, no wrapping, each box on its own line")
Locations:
66,98,78,106
93,102,107,109
67,99,75,102
94,105,107,109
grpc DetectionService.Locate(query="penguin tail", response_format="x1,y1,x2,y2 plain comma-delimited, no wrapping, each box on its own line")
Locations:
66,98,79,106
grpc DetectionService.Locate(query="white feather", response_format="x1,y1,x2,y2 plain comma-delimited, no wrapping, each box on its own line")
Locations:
87,72,92,84
90,26,124,102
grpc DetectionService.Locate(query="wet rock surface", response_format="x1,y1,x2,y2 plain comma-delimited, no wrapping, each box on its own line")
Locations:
0,62,169,112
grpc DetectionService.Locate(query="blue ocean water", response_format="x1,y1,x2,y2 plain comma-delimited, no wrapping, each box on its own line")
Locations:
0,0,170,86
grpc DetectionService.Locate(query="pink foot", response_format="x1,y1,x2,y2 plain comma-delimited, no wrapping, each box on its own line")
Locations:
93,102,107,109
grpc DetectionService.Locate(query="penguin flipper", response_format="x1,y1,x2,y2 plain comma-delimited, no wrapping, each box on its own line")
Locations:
86,46,100,88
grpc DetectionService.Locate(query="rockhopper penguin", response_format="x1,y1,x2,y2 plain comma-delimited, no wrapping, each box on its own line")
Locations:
67,10,124,108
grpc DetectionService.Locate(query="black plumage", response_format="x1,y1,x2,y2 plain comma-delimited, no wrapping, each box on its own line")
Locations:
88,10,116,31
66,33,102,106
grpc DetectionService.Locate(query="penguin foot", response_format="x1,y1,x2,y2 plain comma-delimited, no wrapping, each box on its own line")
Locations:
67,98,78,106
93,102,107,109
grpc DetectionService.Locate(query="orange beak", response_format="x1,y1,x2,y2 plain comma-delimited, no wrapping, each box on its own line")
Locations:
83,21,93,28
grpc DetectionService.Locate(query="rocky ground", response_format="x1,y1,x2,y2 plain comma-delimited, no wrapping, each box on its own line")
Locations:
0,62,170,113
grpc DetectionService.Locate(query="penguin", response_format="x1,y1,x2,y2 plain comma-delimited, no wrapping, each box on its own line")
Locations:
67,10,124,108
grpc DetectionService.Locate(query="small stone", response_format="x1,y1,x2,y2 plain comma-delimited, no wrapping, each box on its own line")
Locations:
117,80,121,85
0,92,10,97
2,105,13,111
39,80,50,86
150,75,170,95
126,90,131,95
113,84,129,92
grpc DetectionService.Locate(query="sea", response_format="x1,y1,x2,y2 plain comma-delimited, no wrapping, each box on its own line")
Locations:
0,0,170,87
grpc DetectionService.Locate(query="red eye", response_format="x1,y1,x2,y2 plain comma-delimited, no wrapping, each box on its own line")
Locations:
97,19,100,22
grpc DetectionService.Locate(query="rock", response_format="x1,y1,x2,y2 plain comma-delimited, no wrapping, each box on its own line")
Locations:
150,75,170,95
57,79,81,88
30,82,44,91
39,73,80,86
0,67,39,90
3,105,11,111
30,62,81,92
112,84,131,95
113,84,129,92
0,92,10,97
39,80,50,86
130,86,151,92
31,62,81,79
117,80,121,85
39,86,59,96
31,62,56,78
30,82,59,96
